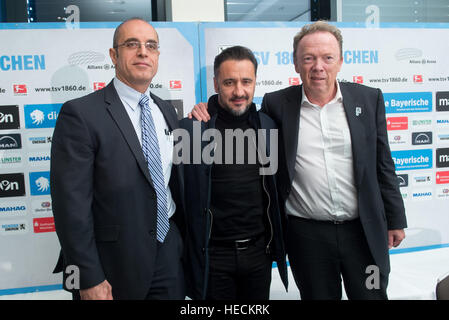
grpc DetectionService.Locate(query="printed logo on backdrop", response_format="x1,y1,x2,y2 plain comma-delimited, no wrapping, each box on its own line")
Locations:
24,104,61,129
413,75,423,83
387,117,408,131
0,173,25,198
436,186,449,199
436,148,449,168
0,87,5,94
31,199,52,215
68,51,106,69
383,92,432,113
437,133,449,144
0,54,45,71
412,173,432,186
411,189,433,201
412,132,432,145
353,76,363,84
0,201,27,218
397,174,408,188
0,153,23,168
395,48,436,65
26,135,52,149
0,134,22,150
410,118,432,129
0,221,28,235
436,91,449,112
28,152,51,167
388,133,407,145
391,149,432,171
93,82,106,91
436,117,449,128
13,84,27,95
29,171,51,196
395,48,422,62
0,105,20,130
289,78,300,86
436,171,449,184
169,80,182,90
33,217,55,233
343,50,378,64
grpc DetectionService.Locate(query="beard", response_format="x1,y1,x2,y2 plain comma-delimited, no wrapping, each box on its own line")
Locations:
219,95,251,116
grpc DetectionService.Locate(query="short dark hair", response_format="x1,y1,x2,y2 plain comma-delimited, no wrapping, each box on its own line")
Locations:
213,46,258,78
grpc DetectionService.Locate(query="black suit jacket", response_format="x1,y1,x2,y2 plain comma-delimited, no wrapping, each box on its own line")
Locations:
261,82,407,276
51,81,185,299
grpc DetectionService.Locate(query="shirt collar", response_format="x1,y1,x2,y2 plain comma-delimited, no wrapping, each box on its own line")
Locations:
301,81,343,107
113,77,151,111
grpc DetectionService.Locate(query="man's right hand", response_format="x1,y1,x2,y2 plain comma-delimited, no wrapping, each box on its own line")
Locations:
188,102,210,122
80,279,113,300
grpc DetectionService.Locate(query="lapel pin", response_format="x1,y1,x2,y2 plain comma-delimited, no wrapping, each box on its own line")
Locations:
355,107,362,117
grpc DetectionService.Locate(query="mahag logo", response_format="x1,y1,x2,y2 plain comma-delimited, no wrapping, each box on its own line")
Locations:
24,104,61,129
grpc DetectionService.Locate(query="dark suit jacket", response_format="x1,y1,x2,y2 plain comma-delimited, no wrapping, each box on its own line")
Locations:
51,81,185,299
261,82,407,276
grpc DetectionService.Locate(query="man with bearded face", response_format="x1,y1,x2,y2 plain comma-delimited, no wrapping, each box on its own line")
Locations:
180,46,288,300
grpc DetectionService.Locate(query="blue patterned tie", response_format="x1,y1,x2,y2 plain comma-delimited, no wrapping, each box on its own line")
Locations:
139,94,169,242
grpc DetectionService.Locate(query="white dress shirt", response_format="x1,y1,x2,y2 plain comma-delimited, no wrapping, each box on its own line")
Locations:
113,77,176,218
285,83,358,221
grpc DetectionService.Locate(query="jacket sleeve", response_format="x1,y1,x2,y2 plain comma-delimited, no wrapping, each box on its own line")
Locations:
374,88,408,230
50,100,105,290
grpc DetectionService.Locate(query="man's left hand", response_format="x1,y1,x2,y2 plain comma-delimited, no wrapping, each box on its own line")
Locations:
388,229,405,249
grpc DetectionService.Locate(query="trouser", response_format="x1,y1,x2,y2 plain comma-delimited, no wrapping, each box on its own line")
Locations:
145,219,185,300
287,216,388,300
206,236,272,300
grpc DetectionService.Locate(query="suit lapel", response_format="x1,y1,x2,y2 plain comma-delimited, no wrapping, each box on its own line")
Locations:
150,93,178,131
104,82,154,188
282,86,302,184
340,83,366,188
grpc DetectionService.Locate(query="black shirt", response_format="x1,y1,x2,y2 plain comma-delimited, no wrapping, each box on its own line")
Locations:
209,102,265,241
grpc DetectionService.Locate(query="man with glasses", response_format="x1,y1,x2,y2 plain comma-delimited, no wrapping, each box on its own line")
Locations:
51,18,185,300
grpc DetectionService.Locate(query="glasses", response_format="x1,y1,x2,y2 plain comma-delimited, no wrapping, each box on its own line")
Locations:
115,41,159,52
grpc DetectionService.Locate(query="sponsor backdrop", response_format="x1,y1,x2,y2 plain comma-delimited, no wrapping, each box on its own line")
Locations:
0,22,199,294
0,21,448,295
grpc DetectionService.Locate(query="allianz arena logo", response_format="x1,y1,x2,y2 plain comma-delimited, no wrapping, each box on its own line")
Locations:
24,104,61,129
